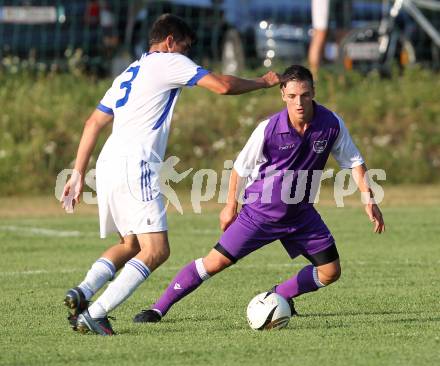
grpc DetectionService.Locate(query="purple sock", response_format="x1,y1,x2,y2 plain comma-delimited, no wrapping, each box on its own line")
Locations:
153,260,208,316
275,265,324,299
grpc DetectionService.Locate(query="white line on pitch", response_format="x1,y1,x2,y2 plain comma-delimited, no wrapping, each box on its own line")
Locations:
0,225,96,237
0,225,220,237
0,269,79,276
0,263,304,277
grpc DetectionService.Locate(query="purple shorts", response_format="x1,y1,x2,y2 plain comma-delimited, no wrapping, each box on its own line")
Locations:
218,207,336,265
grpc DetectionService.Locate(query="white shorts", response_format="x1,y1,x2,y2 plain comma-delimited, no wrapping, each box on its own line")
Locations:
312,0,330,31
96,157,168,238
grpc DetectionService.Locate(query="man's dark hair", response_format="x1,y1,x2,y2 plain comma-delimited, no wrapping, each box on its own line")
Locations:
149,14,196,47
280,65,314,89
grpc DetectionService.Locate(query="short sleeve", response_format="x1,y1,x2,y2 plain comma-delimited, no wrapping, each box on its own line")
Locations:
97,85,116,115
165,54,210,87
312,0,330,30
233,120,269,178
331,113,364,169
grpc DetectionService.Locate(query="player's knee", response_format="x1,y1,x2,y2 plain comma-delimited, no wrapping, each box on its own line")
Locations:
126,244,141,257
158,245,170,264
163,247,171,261
317,263,341,285
142,244,170,268
203,256,231,276
330,265,341,283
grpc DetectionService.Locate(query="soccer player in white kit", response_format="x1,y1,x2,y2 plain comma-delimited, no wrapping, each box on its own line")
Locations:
61,14,284,336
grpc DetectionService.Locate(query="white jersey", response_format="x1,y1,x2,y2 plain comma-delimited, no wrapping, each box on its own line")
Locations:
96,51,209,201
98,52,208,161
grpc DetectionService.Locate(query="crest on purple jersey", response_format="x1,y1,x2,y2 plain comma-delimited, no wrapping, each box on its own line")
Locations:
313,140,328,154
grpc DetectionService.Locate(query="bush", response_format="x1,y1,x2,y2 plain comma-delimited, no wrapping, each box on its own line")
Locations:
1,66,439,195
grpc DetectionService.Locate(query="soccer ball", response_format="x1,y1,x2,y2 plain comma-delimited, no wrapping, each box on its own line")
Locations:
246,292,291,330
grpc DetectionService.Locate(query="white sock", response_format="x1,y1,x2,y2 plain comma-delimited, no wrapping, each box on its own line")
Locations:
195,258,210,281
78,257,116,300
312,266,326,288
88,258,150,318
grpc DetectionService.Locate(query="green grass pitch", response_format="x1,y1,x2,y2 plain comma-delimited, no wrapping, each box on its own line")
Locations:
0,205,439,366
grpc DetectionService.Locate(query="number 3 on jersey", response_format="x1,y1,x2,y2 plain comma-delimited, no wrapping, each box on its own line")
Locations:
116,66,140,108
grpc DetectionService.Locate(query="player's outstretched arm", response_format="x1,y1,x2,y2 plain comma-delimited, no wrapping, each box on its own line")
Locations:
352,164,385,234
61,109,113,211
196,71,282,95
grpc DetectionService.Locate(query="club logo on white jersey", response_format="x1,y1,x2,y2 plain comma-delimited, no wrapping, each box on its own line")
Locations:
313,140,327,154
173,283,182,290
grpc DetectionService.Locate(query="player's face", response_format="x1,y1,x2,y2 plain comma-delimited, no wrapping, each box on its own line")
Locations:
281,80,315,124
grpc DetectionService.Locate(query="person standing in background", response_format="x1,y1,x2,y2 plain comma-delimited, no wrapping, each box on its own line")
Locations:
308,0,330,77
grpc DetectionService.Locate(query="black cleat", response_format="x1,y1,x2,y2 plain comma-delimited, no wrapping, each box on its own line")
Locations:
77,310,115,336
286,297,298,316
64,287,88,331
133,309,162,323
269,286,298,316
67,313,79,331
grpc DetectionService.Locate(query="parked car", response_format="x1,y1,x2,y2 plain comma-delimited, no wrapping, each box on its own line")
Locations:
131,0,387,74
0,0,127,73
2,0,409,76
131,0,313,74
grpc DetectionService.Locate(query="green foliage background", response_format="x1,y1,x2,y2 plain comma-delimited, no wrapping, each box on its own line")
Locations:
1,67,439,195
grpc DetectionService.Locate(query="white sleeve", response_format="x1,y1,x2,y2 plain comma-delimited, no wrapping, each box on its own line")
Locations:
97,83,118,115
233,120,269,178
312,0,330,30
97,62,141,114
331,113,365,169
165,54,210,88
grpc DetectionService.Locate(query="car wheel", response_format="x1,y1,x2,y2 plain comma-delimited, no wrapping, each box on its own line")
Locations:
221,29,245,75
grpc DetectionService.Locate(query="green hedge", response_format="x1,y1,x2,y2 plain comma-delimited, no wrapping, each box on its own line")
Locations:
1,67,439,195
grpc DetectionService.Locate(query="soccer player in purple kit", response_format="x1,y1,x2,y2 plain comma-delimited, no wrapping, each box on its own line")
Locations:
133,65,385,324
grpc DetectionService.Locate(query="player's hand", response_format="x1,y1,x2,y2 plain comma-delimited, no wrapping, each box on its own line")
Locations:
364,203,385,234
219,205,238,232
260,71,283,88
61,170,83,213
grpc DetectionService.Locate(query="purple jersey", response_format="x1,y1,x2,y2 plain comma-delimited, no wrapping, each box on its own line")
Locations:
234,103,364,223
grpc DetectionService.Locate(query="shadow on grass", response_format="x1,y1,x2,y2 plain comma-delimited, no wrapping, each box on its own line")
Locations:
300,309,423,318
80,311,440,336
382,316,440,324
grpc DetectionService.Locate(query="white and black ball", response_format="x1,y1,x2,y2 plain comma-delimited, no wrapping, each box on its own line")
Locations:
246,292,291,330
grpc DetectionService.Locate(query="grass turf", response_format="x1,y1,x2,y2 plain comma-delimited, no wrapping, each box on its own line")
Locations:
0,205,439,366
